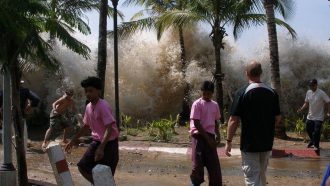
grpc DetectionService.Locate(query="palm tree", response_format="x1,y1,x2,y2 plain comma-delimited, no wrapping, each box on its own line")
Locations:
1,2,56,184
247,0,295,138
98,0,109,97
115,0,192,124
158,0,296,122
97,0,124,97
0,0,94,184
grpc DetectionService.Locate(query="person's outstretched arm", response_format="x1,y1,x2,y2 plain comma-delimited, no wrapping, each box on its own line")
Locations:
65,125,89,152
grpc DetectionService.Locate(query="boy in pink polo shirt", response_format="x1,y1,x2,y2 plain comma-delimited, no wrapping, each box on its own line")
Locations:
190,81,222,186
65,77,119,184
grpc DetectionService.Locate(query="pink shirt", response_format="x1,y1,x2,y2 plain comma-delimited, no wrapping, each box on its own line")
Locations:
83,99,119,141
190,98,221,135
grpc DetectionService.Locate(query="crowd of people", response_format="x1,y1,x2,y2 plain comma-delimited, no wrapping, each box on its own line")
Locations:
1,61,330,186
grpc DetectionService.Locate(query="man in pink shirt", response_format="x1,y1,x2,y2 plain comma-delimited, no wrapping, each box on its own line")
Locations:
190,81,222,186
65,77,119,184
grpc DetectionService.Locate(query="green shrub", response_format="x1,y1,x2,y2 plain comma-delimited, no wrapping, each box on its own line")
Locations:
121,114,132,136
294,117,305,135
148,115,178,142
322,120,330,140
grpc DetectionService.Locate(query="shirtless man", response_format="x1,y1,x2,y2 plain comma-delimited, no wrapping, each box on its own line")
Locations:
42,89,77,151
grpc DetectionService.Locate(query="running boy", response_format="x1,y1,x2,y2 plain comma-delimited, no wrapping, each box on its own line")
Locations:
65,77,119,184
190,81,222,186
42,89,77,150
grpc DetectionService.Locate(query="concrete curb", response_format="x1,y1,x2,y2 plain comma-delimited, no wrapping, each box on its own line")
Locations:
28,179,57,186
119,146,320,158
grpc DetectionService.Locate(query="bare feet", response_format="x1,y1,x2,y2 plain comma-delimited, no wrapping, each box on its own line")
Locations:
41,141,49,152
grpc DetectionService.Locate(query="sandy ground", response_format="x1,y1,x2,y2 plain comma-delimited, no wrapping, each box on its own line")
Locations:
1,126,330,185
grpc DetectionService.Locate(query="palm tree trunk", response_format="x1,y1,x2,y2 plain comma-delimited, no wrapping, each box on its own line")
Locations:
97,0,108,98
212,23,225,124
178,26,190,125
264,0,286,138
10,60,28,186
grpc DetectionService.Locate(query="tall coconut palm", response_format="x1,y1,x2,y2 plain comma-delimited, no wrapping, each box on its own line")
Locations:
97,0,124,97
0,0,94,184
246,0,295,138
98,0,109,97
158,0,296,122
113,0,192,124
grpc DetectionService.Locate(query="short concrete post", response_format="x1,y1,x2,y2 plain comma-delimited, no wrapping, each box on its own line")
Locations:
0,169,17,186
46,143,74,186
92,164,116,186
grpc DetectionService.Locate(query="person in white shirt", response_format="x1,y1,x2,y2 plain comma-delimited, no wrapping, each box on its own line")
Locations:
298,79,330,150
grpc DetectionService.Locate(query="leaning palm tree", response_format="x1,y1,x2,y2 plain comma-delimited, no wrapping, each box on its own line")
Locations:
97,0,124,97
98,0,108,97
0,1,57,184
246,0,294,138
114,0,192,124
158,0,296,122
0,0,94,184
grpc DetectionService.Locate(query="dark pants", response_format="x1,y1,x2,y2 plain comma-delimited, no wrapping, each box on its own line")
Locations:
77,139,119,175
191,133,222,186
306,120,323,148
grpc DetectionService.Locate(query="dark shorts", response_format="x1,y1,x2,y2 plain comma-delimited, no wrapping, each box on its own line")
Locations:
191,133,222,186
77,139,119,175
49,110,71,130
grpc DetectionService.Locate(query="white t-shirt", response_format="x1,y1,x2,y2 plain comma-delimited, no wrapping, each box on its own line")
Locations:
305,89,330,121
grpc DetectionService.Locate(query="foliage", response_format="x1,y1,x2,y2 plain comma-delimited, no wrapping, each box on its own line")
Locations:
294,117,305,135
121,114,140,136
322,120,330,140
220,123,228,140
148,115,179,142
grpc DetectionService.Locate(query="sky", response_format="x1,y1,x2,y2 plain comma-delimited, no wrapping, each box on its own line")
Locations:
84,0,330,56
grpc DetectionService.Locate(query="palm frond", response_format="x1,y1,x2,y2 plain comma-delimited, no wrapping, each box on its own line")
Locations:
232,13,296,40
45,19,91,59
274,18,296,39
158,10,204,29
108,17,156,38
108,7,125,21
232,13,267,39
274,0,295,20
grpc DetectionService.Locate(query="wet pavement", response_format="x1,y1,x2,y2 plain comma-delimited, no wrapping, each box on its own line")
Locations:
1,142,329,186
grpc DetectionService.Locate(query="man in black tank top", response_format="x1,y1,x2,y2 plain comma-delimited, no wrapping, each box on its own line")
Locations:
225,61,281,186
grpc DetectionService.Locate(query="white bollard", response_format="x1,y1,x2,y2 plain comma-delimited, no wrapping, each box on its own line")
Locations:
46,143,74,186
92,164,116,186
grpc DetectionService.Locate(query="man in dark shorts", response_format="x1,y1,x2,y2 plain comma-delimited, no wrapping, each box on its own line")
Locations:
65,77,119,184
225,61,281,186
